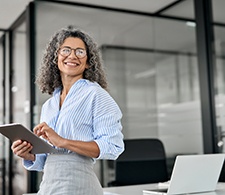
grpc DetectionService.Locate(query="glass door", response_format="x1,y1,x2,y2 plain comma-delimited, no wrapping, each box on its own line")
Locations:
0,34,7,195
212,0,225,154
11,21,29,195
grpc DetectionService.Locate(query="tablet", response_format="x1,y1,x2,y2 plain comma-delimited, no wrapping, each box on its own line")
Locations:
0,123,58,154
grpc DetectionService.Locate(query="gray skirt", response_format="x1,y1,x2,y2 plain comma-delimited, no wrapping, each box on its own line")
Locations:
37,153,103,195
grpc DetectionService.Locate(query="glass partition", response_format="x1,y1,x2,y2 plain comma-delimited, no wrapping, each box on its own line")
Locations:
35,1,200,186
212,0,225,153
0,34,6,195
102,45,201,157
2,32,11,195
0,37,3,125
213,25,225,153
11,21,28,195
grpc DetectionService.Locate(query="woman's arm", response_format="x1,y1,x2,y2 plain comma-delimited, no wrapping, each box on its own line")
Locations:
33,122,100,158
59,139,100,158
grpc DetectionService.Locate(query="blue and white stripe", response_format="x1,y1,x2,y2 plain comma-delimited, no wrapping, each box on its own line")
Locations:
23,79,124,171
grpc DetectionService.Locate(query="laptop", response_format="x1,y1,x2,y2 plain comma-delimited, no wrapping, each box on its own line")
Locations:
143,153,225,195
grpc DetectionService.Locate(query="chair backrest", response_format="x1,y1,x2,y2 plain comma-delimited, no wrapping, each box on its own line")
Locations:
112,138,168,186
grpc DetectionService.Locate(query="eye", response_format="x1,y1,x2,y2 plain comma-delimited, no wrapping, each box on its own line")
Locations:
75,49,87,58
60,47,71,56
76,49,85,55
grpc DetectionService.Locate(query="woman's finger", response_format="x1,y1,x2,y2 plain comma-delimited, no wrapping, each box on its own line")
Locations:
17,142,33,154
11,140,22,150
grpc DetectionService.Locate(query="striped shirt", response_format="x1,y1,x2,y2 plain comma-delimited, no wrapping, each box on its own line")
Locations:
23,79,124,171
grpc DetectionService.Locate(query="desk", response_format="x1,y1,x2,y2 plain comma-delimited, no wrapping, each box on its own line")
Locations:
103,183,225,195
22,183,225,195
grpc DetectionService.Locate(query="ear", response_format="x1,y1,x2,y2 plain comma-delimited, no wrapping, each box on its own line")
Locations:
85,63,89,69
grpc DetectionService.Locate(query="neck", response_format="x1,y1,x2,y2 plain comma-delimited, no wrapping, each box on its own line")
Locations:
61,74,83,93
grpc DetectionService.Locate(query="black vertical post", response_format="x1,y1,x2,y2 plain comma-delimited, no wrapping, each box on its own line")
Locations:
2,34,6,195
2,159,6,195
194,0,218,153
26,2,37,193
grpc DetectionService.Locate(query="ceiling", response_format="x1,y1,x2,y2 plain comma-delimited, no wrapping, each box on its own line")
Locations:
0,0,187,30
1,0,225,44
0,0,224,55
0,0,31,30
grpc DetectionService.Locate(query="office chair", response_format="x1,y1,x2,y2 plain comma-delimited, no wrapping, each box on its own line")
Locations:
108,138,168,186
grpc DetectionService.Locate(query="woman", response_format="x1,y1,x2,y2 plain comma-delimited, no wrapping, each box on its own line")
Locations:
11,26,124,194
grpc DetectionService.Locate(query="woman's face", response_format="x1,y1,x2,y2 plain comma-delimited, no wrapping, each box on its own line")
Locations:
57,37,88,81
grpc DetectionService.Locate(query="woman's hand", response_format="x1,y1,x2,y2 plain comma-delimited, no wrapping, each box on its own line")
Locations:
33,122,100,158
11,140,35,161
33,122,64,148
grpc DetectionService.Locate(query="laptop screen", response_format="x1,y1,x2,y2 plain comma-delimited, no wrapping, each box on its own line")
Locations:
143,154,225,195
168,154,225,194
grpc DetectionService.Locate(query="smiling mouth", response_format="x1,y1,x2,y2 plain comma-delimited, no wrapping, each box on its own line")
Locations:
64,62,79,66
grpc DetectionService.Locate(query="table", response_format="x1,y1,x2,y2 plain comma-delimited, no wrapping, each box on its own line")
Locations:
103,183,225,195
23,183,225,195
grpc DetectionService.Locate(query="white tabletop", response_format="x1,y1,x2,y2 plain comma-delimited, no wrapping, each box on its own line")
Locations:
103,183,158,195
103,183,225,195
23,183,225,195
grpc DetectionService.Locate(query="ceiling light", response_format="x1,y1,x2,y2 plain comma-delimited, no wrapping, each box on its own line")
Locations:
186,21,196,27
11,86,18,92
134,69,155,79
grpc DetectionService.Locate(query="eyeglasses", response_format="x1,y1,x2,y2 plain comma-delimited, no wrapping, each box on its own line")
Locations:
58,47,87,59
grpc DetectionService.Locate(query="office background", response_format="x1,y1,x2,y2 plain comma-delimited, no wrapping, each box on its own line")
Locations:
0,0,225,194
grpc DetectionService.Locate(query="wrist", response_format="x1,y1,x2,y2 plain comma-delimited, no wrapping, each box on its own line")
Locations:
58,137,67,148
27,154,35,161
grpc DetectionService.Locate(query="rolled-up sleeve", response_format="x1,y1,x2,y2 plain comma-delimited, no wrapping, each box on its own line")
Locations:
92,89,124,160
23,153,47,172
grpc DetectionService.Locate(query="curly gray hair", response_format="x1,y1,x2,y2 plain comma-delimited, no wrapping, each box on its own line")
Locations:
35,26,108,94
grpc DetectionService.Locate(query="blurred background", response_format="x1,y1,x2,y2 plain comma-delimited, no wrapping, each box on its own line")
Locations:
1,0,225,194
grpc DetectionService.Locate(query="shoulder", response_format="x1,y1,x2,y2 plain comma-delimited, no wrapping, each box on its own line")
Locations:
81,79,108,96
83,80,120,109
78,79,118,105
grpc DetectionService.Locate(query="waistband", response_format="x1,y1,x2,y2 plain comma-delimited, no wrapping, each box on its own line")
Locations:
46,153,93,164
